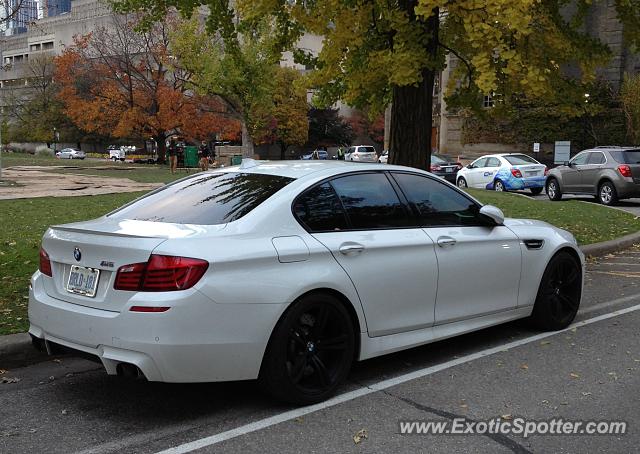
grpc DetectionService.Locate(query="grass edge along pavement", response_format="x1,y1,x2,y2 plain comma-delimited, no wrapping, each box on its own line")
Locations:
1,188,639,336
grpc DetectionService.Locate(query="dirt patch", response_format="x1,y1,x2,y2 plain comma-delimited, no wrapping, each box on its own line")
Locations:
0,167,162,200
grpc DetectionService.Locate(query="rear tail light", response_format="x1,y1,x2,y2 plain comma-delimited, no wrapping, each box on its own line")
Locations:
130,306,171,312
430,164,442,172
114,255,209,292
618,164,632,178
544,166,549,176
456,162,463,169
511,168,523,178
39,247,52,277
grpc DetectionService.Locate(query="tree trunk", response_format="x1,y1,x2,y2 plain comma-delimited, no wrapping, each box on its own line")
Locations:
389,4,438,169
156,134,166,164
279,142,287,160
241,121,254,157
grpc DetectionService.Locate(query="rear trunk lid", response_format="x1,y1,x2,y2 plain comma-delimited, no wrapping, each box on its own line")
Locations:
515,164,546,178
40,218,214,312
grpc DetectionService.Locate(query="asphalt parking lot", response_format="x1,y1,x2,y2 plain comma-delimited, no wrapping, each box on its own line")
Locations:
1,246,640,454
528,191,640,217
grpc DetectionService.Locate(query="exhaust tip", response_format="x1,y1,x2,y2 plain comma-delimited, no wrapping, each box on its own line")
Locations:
116,363,147,380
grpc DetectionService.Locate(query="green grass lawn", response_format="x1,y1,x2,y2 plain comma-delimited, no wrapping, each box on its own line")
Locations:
467,189,639,245
0,192,145,335
2,152,186,184
0,183,638,336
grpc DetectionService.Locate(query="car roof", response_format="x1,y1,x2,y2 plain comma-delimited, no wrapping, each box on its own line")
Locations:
210,159,424,179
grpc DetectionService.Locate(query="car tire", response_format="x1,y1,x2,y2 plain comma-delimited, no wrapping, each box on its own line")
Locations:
597,180,618,206
530,187,543,196
111,157,117,162
259,293,355,405
457,177,468,188
546,178,562,201
494,180,505,192
529,251,582,331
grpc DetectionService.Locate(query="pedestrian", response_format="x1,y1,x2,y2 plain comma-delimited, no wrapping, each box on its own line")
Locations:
198,141,210,171
168,137,178,174
337,147,345,160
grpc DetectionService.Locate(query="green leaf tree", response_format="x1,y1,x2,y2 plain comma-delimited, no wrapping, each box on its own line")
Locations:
621,74,640,145
114,0,640,167
271,67,309,159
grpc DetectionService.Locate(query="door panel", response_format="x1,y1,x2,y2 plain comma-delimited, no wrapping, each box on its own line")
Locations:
563,153,589,192
424,226,522,324
313,230,438,336
579,152,606,193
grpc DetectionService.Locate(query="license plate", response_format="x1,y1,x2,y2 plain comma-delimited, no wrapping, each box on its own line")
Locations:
445,167,453,173
526,171,539,176
66,266,100,297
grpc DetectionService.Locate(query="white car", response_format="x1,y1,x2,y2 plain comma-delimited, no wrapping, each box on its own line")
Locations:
456,153,547,194
108,146,126,161
345,145,377,162
56,148,86,160
378,150,388,163
29,160,583,405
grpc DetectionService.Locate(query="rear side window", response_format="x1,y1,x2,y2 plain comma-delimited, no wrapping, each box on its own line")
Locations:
293,183,348,232
504,154,539,165
486,157,501,167
587,152,606,164
392,173,483,226
109,172,293,225
610,150,640,164
330,173,410,229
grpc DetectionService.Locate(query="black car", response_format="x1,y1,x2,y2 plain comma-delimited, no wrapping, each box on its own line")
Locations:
430,154,462,183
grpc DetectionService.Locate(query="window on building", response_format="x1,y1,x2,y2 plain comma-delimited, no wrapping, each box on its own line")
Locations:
30,43,41,52
42,42,54,50
483,93,495,108
13,55,23,63
3,57,13,65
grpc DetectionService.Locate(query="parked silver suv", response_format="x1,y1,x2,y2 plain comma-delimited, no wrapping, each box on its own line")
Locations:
546,147,640,205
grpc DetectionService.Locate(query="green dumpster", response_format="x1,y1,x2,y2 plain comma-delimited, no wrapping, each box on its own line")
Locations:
183,146,199,167
231,154,243,166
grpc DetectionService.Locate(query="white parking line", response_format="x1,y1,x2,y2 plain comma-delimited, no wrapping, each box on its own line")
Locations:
155,301,640,454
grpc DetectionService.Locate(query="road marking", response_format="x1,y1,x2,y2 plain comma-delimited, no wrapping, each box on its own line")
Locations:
590,270,640,278
593,262,640,266
154,301,640,454
578,291,640,316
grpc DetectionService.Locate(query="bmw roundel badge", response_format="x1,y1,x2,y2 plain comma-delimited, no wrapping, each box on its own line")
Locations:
73,247,82,262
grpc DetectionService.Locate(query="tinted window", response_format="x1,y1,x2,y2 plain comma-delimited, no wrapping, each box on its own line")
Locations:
360,146,376,154
610,150,640,164
431,154,447,164
294,183,348,232
504,154,539,165
587,152,606,164
392,173,483,226
486,157,501,167
471,157,488,168
570,153,589,165
109,172,293,225
330,173,410,229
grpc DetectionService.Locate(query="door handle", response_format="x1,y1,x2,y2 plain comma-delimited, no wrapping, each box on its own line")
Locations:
339,242,365,255
437,236,457,248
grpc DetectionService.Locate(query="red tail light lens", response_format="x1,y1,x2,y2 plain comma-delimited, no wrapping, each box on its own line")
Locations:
456,162,463,169
130,306,171,313
430,164,441,172
39,247,52,277
114,255,208,292
618,165,632,178
511,168,523,178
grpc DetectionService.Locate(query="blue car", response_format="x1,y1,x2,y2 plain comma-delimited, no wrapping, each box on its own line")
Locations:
456,153,548,194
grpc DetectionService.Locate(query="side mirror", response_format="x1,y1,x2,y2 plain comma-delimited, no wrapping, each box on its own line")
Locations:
467,164,475,169
479,205,505,225
564,161,573,167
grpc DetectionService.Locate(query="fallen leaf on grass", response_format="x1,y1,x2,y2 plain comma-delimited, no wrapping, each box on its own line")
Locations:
569,373,580,379
0,369,6,375
520,364,529,370
353,429,368,444
501,414,513,421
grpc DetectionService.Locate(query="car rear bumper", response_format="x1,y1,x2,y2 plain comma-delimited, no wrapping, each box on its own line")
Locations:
432,171,458,183
28,272,286,382
490,175,545,190
614,179,640,199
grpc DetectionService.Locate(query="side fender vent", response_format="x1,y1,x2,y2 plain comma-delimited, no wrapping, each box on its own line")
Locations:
523,239,545,250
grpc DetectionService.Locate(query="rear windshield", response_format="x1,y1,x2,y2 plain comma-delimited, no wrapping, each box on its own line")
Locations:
361,147,376,153
610,150,640,164
109,172,294,225
431,155,447,164
504,154,539,165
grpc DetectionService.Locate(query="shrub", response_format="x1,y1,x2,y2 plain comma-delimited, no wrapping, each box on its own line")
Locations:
35,145,54,157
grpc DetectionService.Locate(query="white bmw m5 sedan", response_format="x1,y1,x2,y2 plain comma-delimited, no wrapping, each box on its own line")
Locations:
29,160,584,404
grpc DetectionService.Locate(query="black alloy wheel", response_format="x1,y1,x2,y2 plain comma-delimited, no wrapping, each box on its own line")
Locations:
530,251,582,330
260,293,355,405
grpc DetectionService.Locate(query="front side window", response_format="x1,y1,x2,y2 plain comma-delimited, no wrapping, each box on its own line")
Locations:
293,182,348,232
330,173,410,229
109,172,293,225
392,173,483,227
570,153,589,166
471,157,488,168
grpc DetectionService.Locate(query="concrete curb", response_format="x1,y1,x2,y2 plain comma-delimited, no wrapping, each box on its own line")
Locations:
1,232,639,371
579,231,640,257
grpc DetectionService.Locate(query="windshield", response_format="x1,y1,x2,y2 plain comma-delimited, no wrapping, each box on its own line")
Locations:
431,155,447,164
504,154,539,165
109,172,294,225
610,150,640,164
